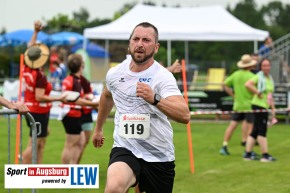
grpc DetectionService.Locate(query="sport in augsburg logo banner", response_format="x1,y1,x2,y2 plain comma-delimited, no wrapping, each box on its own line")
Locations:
5,164,99,189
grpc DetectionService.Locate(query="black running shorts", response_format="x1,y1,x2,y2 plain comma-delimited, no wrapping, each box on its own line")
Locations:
62,115,82,134
231,112,254,123
109,147,175,193
26,112,49,138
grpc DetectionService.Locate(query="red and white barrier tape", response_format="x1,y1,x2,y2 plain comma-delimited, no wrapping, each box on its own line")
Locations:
190,108,289,115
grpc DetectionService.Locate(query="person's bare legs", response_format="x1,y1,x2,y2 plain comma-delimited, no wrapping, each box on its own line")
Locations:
76,131,91,164
241,120,253,145
105,162,136,193
22,138,32,164
257,136,268,153
61,134,82,164
22,137,46,164
245,135,256,153
223,121,238,143
220,120,238,155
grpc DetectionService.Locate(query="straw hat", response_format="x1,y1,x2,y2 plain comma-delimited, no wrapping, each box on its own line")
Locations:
24,44,50,69
237,54,257,68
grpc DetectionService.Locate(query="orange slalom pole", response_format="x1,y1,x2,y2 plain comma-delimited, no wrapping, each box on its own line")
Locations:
181,59,195,173
15,54,24,164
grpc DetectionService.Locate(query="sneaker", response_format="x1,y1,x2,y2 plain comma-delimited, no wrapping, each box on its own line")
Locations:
241,141,246,146
220,146,230,155
243,151,259,157
243,152,259,161
260,155,277,162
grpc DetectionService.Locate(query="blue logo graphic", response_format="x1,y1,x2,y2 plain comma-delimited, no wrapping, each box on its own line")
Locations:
70,167,98,185
139,78,152,82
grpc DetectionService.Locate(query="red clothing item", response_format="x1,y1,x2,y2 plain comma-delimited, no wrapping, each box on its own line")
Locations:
49,53,58,73
62,75,84,117
80,75,93,114
23,66,52,113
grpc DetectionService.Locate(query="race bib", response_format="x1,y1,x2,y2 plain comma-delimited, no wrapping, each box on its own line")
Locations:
119,114,150,139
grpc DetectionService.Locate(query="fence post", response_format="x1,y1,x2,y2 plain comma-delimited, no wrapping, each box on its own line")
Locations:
1,109,38,193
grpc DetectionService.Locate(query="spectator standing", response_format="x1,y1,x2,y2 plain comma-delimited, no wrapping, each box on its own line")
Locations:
60,53,99,164
258,36,273,58
244,58,276,162
22,21,67,164
51,55,67,91
219,54,257,155
49,46,59,77
92,22,190,193
76,75,96,163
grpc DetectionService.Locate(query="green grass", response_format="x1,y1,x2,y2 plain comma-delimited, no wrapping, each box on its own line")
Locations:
1,116,290,193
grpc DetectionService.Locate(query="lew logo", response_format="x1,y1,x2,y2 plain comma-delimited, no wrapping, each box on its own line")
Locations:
5,164,99,189
139,78,152,82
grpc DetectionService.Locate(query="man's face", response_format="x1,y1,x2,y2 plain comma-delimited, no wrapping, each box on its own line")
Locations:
128,26,159,64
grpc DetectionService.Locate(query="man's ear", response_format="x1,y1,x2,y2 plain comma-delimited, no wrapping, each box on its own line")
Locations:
154,43,160,54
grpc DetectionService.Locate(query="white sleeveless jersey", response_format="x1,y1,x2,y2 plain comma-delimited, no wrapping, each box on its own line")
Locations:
106,59,182,162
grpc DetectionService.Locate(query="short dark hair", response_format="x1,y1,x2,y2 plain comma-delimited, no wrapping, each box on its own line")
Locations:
67,54,82,74
129,22,159,42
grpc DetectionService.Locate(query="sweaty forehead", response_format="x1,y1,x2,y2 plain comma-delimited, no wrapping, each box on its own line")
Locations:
132,26,155,39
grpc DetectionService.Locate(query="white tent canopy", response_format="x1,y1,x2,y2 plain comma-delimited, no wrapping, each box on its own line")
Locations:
84,4,269,65
84,4,269,41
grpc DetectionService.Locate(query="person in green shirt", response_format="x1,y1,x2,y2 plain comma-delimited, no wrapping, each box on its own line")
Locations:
244,58,276,162
220,54,257,155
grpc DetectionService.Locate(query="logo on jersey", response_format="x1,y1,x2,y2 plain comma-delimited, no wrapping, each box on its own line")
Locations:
119,78,125,82
139,78,152,83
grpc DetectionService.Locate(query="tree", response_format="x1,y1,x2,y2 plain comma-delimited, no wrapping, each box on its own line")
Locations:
228,0,266,29
260,1,290,38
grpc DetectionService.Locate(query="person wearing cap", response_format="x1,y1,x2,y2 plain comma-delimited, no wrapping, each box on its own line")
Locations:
21,21,67,164
60,53,99,164
219,54,257,156
244,58,276,162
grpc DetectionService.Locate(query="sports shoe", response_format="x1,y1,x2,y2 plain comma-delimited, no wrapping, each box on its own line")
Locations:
242,151,259,157
219,146,230,155
243,152,259,161
260,154,277,162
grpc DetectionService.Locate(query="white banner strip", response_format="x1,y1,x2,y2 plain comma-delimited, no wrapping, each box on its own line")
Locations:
190,108,289,115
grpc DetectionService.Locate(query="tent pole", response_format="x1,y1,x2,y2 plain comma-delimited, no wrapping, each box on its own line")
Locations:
105,39,109,66
167,40,171,66
254,40,258,53
185,41,189,64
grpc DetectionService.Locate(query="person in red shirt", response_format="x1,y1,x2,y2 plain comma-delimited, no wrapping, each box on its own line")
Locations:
76,75,97,163
49,46,59,75
21,21,67,164
60,53,99,164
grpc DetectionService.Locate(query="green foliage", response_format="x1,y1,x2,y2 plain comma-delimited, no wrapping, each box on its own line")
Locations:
113,3,136,20
2,0,290,78
229,0,266,28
